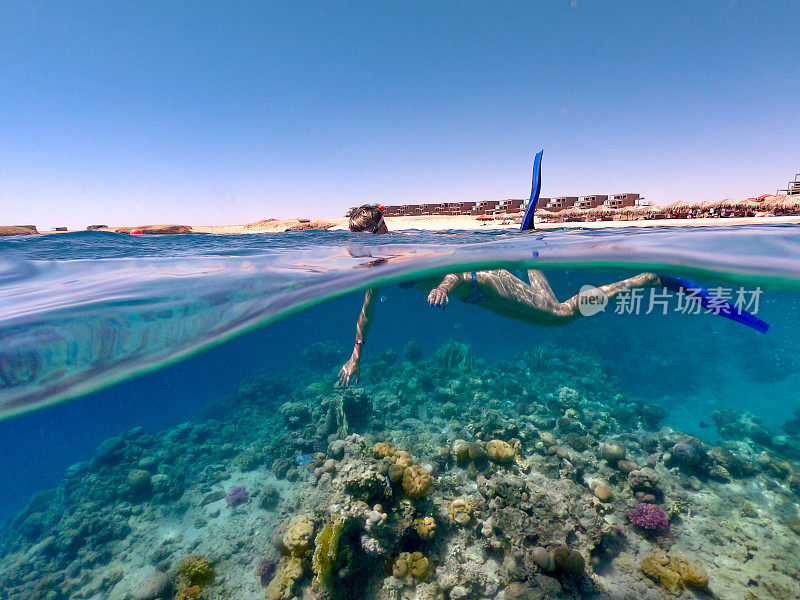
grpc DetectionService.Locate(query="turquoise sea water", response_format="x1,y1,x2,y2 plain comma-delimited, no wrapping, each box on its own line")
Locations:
1,226,799,600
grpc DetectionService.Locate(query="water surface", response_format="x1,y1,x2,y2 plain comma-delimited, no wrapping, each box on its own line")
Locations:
1,226,798,600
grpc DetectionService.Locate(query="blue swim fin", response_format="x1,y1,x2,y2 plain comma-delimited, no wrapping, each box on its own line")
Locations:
519,150,543,232
658,275,769,333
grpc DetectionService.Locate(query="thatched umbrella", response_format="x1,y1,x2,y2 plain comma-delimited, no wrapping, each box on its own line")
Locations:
586,206,614,219
625,205,656,220
724,198,759,216
697,200,718,211
775,196,800,213
636,204,658,217
665,200,693,216
646,204,669,218
616,205,642,220
760,195,788,211
559,208,586,221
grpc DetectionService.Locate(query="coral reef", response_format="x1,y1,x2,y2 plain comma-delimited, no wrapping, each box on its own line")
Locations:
402,464,433,498
311,517,344,596
413,516,436,539
628,502,670,532
1,342,800,600
449,497,477,526
640,553,709,592
392,551,430,583
175,555,214,599
265,556,304,600
282,514,315,556
223,485,249,507
486,439,516,464
552,544,585,577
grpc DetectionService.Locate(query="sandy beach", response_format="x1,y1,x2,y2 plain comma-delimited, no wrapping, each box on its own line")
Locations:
8,213,800,237
190,213,800,234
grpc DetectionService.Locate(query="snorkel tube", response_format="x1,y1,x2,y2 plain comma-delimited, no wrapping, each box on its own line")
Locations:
519,150,543,232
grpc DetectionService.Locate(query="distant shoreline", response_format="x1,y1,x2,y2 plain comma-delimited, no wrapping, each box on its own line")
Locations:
7,214,800,237
126,214,800,233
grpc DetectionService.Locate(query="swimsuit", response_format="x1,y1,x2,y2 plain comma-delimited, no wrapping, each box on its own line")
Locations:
464,271,490,304
400,271,491,304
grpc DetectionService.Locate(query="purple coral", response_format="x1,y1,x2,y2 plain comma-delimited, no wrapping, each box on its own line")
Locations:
225,485,249,508
628,502,669,532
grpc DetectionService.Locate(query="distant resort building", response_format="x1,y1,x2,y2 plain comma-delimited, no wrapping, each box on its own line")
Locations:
605,193,641,208
574,195,607,209
348,172,800,222
365,199,527,218
778,173,800,196
543,197,576,211
360,193,642,217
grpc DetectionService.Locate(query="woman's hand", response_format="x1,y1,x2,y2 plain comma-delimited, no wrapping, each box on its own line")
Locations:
428,287,449,308
338,355,360,388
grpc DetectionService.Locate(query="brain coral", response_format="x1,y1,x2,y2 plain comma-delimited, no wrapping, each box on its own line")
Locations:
392,451,413,470
409,551,430,580
402,464,433,498
414,516,436,540
373,442,396,459
552,544,585,576
393,551,430,582
282,514,315,556
486,439,516,464
392,552,410,578
449,497,477,526
452,439,470,462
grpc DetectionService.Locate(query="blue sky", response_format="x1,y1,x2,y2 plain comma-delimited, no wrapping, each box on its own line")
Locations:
2,1,798,229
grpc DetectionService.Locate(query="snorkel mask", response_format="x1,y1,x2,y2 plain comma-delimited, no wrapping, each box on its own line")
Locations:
372,206,386,233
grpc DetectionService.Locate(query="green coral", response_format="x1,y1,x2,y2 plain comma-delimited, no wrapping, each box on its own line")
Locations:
640,553,709,592
235,449,263,471
311,517,344,594
175,554,215,598
433,342,473,373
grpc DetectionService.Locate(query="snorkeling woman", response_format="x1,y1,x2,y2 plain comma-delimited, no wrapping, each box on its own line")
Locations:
337,204,663,387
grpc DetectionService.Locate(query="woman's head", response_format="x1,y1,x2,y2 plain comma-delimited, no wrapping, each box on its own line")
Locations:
349,204,388,234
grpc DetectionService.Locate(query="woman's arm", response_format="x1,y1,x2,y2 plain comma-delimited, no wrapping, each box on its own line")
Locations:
338,287,379,387
427,273,466,307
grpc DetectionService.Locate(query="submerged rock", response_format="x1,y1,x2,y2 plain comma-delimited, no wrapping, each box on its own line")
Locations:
552,544,585,576
132,571,171,600
599,440,626,462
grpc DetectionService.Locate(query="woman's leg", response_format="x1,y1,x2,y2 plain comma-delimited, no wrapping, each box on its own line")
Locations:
559,272,660,315
474,269,659,321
